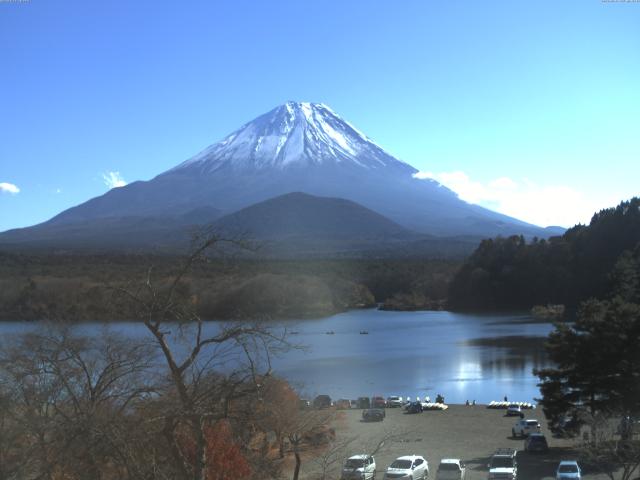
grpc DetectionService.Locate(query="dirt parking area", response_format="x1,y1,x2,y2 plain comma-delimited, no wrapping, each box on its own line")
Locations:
298,405,610,480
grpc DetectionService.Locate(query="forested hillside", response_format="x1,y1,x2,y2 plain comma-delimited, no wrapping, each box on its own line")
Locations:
449,198,640,311
0,254,458,321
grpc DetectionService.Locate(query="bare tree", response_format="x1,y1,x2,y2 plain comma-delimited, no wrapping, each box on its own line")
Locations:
578,414,640,480
310,436,357,480
309,425,410,480
0,231,294,480
362,426,411,458
280,408,336,480
0,326,156,480
114,231,291,480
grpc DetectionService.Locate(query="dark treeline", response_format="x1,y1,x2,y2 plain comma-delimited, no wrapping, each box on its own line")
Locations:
0,253,459,321
449,197,640,311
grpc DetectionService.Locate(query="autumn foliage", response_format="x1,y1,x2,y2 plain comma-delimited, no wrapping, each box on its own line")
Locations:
177,419,253,480
205,421,252,480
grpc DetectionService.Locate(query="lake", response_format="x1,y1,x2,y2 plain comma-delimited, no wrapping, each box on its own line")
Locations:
0,309,553,405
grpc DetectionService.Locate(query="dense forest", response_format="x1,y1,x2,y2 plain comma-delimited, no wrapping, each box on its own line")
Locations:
0,253,459,321
449,197,640,311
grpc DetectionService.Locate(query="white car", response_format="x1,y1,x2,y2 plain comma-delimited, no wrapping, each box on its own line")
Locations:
556,460,581,480
384,455,429,480
512,418,540,437
436,458,466,480
488,448,517,480
342,454,376,480
387,396,404,408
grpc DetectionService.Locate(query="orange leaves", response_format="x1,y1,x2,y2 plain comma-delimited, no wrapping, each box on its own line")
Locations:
204,420,252,480
177,420,252,480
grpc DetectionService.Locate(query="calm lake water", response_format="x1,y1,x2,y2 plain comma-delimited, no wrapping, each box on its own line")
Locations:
0,309,553,405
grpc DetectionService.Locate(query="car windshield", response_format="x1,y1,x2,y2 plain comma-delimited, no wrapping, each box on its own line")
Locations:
491,458,514,468
439,463,460,471
559,464,578,473
345,459,364,468
390,460,412,469
530,436,546,443
526,420,538,425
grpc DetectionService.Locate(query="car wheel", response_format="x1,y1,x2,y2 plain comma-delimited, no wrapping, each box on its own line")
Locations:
372,470,376,480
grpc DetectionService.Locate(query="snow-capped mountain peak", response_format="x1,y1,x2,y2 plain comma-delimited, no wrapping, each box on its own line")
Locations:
172,102,415,173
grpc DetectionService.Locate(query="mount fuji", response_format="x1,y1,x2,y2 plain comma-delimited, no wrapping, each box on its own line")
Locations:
0,102,561,253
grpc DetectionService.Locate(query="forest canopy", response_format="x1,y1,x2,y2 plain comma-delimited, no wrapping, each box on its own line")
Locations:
448,198,640,311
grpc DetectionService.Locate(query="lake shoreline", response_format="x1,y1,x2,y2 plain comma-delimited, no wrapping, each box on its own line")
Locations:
0,310,554,405
0,305,537,324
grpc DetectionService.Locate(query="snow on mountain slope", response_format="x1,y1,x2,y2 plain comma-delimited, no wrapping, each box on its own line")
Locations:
172,102,415,173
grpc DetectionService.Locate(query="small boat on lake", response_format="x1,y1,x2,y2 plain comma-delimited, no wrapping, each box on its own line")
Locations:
325,331,335,335
360,330,369,334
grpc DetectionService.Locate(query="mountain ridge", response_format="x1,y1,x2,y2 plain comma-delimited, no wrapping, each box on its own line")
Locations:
0,101,563,252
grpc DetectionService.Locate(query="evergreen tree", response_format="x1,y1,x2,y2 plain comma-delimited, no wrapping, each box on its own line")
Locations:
449,197,640,311
535,298,640,436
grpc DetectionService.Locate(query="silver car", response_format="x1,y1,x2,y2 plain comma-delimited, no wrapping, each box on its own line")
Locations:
436,459,466,480
342,454,376,480
556,460,581,480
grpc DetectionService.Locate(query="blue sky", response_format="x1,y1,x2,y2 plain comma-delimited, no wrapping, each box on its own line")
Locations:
1,0,639,231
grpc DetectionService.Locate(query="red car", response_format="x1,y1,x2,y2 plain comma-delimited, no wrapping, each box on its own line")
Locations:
371,396,386,408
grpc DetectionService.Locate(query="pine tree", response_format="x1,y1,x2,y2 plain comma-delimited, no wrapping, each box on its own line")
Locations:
536,299,640,437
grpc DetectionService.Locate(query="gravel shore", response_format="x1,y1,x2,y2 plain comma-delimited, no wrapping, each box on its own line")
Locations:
298,405,610,480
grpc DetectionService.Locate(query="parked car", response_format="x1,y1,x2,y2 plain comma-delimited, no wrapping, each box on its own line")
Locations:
407,401,423,414
387,395,404,408
313,395,332,409
362,409,385,422
553,415,580,437
524,433,549,453
335,399,351,410
341,454,376,480
298,399,311,409
488,448,517,480
436,459,466,480
384,455,429,480
372,396,387,408
350,399,358,408
512,418,541,437
506,404,524,417
556,460,581,480
358,397,371,409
